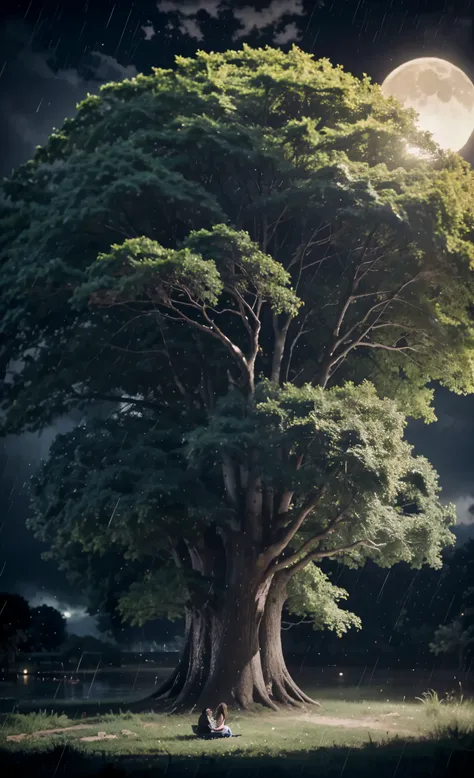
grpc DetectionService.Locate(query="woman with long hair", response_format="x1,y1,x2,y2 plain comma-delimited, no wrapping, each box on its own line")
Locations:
210,702,232,737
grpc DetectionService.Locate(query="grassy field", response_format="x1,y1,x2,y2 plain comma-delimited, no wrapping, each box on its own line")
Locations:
1,686,473,777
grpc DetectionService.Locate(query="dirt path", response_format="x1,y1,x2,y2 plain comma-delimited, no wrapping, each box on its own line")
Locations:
300,713,412,734
7,725,93,742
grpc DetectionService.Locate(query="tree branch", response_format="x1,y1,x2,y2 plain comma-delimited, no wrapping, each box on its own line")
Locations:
270,313,292,383
334,273,421,352
273,497,357,572
222,452,239,505
322,273,423,384
356,341,419,353
318,226,378,386
265,497,356,576
283,314,309,382
274,454,304,524
278,538,385,578
69,388,160,411
164,299,251,387
260,486,323,569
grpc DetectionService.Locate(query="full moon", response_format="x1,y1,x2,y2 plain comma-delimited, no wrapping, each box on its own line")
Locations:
381,57,474,152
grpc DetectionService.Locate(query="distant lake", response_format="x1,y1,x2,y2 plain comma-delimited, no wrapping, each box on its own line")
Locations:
0,667,172,706
0,665,471,708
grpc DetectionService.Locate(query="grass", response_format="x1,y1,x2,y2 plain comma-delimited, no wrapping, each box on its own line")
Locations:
0,709,389,757
1,687,473,777
414,687,474,743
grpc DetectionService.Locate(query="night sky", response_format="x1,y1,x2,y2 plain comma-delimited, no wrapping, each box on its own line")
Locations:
1,0,474,634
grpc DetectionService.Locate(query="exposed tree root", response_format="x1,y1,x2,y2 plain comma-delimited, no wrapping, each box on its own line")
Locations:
283,668,321,706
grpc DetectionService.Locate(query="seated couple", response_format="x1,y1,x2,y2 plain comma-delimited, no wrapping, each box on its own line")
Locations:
194,702,233,738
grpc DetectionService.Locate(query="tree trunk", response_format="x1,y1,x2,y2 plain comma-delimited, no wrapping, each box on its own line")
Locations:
148,571,319,712
197,580,277,710
260,572,321,706
147,534,318,713
149,607,209,706
149,572,278,711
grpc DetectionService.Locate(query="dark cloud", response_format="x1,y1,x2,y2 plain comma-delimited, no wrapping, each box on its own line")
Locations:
0,419,80,595
155,0,309,43
232,0,306,40
18,586,100,637
407,387,474,524
0,19,137,176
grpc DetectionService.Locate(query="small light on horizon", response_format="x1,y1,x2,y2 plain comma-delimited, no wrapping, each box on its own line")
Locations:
23,668,28,675
63,611,72,619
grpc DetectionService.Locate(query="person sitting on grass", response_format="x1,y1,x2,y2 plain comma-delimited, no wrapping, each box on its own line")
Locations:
209,702,232,738
195,708,215,737
193,702,235,739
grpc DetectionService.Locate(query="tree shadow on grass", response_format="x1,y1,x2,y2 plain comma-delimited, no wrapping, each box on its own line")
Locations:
1,732,473,778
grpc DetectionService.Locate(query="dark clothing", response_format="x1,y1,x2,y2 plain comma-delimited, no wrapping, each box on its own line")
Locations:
192,725,234,739
196,711,212,736
193,706,237,739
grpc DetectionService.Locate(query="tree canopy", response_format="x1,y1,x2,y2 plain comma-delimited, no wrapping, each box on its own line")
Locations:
30,380,454,634
2,46,474,428
1,45,471,707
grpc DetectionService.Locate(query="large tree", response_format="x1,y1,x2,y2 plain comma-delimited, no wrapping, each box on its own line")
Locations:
1,46,473,709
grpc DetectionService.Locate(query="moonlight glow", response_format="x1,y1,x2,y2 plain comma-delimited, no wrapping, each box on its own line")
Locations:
381,57,474,152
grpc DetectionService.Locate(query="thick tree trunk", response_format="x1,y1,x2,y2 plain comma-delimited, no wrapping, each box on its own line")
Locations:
197,581,277,710
147,590,273,710
149,572,278,710
260,572,321,707
147,534,317,712
149,572,318,712
149,607,209,705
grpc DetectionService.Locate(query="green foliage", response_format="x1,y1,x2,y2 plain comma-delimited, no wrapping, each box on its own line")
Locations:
430,587,474,669
189,380,455,568
1,596,66,657
0,46,468,631
430,540,474,669
77,238,224,309
27,380,455,627
287,565,361,636
184,224,302,315
2,46,474,430
416,689,445,712
3,712,73,736
117,568,188,626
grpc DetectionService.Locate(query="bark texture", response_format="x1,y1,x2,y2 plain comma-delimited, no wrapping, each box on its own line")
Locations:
260,572,321,707
150,563,318,711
